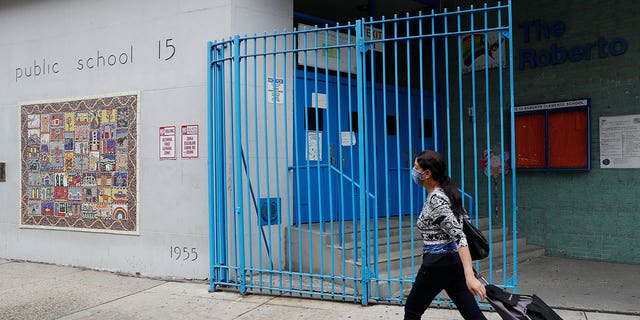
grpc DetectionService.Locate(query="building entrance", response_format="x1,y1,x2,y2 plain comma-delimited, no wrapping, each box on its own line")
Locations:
208,1,517,306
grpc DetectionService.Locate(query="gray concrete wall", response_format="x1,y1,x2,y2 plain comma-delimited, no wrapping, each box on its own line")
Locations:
0,0,292,279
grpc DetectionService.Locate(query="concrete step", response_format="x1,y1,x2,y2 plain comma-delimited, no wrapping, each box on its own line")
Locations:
333,226,513,264
298,216,501,248
342,237,531,278
338,225,509,251
322,215,418,234
306,216,494,240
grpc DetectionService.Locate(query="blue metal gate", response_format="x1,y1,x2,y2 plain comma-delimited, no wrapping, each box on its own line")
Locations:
208,2,516,307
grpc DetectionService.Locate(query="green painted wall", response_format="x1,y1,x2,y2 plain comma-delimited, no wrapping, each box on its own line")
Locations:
443,0,640,264
512,0,640,263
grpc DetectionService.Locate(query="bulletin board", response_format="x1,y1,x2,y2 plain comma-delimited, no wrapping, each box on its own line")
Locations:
515,114,545,168
514,99,591,170
20,93,139,234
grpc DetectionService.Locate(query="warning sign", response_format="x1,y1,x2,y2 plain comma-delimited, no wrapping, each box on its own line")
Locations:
159,126,176,160
181,124,199,159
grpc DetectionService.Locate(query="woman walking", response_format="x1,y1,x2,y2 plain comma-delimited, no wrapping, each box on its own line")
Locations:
404,150,487,320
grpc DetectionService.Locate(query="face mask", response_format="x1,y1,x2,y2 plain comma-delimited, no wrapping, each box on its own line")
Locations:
411,167,425,185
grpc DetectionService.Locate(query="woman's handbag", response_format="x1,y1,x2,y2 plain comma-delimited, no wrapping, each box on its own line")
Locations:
463,219,490,261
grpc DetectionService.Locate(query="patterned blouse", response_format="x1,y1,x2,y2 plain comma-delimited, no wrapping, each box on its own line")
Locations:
416,188,468,256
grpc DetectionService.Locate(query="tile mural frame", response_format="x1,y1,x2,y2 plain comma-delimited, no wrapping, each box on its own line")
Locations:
20,92,139,235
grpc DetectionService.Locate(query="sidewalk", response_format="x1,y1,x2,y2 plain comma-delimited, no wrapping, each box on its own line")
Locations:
1,258,638,320
517,256,640,315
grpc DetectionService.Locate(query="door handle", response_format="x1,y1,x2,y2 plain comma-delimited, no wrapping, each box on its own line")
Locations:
404,149,409,168
330,143,335,166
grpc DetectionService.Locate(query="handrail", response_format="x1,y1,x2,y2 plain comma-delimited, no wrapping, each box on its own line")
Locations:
288,164,376,200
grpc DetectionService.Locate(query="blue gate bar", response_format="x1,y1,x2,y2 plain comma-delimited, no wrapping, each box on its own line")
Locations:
444,8,452,170
468,5,478,276
431,9,438,152
482,4,495,282
354,19,369,305
241,34,253,292
456,7,465,195
393,15,403,298
291,26,304,295
380,17,390,300
232,35,246,295
368,16,378,299
282,29,293,294
207,41,215,292
507,0,518,291
301,27,311,293
334,24,345,298
498,5,509,287
404,14,415,300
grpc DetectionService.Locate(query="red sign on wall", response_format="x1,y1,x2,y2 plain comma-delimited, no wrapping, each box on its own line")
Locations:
159,126,177,160
181,124,199,159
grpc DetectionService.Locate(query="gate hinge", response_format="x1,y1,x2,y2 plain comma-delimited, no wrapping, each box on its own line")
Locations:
358,43,373,53
362,267,376,280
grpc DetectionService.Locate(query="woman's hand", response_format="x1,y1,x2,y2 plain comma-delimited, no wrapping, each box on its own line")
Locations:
466,276,486,301
457,246,487,301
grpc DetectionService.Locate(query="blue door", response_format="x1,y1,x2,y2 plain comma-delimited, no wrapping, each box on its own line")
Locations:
293,70,434,224
375,86,435,218
292,70,359,224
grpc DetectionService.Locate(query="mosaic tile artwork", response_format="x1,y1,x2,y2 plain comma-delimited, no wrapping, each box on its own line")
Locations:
21,94,138,233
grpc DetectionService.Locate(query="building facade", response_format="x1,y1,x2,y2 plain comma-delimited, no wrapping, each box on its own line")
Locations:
0,0,637,285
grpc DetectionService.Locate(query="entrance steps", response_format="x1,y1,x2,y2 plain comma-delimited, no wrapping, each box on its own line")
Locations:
287,215,545,299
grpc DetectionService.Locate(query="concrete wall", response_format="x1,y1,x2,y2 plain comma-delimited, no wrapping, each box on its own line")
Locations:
0,0,292,279
442,0,640,264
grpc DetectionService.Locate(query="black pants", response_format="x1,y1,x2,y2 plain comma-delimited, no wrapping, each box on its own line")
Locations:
404,262,487,320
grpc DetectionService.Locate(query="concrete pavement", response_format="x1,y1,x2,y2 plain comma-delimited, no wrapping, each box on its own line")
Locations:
1,257,639,320
517,256,640,314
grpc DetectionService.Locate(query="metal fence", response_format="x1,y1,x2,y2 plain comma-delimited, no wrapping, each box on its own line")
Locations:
208,2,516,307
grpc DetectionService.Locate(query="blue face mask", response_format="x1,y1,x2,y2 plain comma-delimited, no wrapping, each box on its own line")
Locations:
411,167,425,185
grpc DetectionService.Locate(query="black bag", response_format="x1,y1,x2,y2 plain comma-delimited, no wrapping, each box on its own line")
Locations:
462,218,490,261
485,284,564,320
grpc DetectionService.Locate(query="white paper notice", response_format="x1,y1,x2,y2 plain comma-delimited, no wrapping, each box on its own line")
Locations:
600,114,640,168
307,131,322,161
311,92,327,109
267,77,284,104
341,131,356,146
159,126,176,160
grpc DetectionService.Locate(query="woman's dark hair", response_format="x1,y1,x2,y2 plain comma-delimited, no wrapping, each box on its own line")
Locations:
415,150,465,217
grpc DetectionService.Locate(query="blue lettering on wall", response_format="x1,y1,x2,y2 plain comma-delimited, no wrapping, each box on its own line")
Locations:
518,20,628,70
518,48,536,69
609,37,628,56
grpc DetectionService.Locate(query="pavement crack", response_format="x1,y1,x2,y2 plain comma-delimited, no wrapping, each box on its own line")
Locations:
232,296,278,319
55,281,167,319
